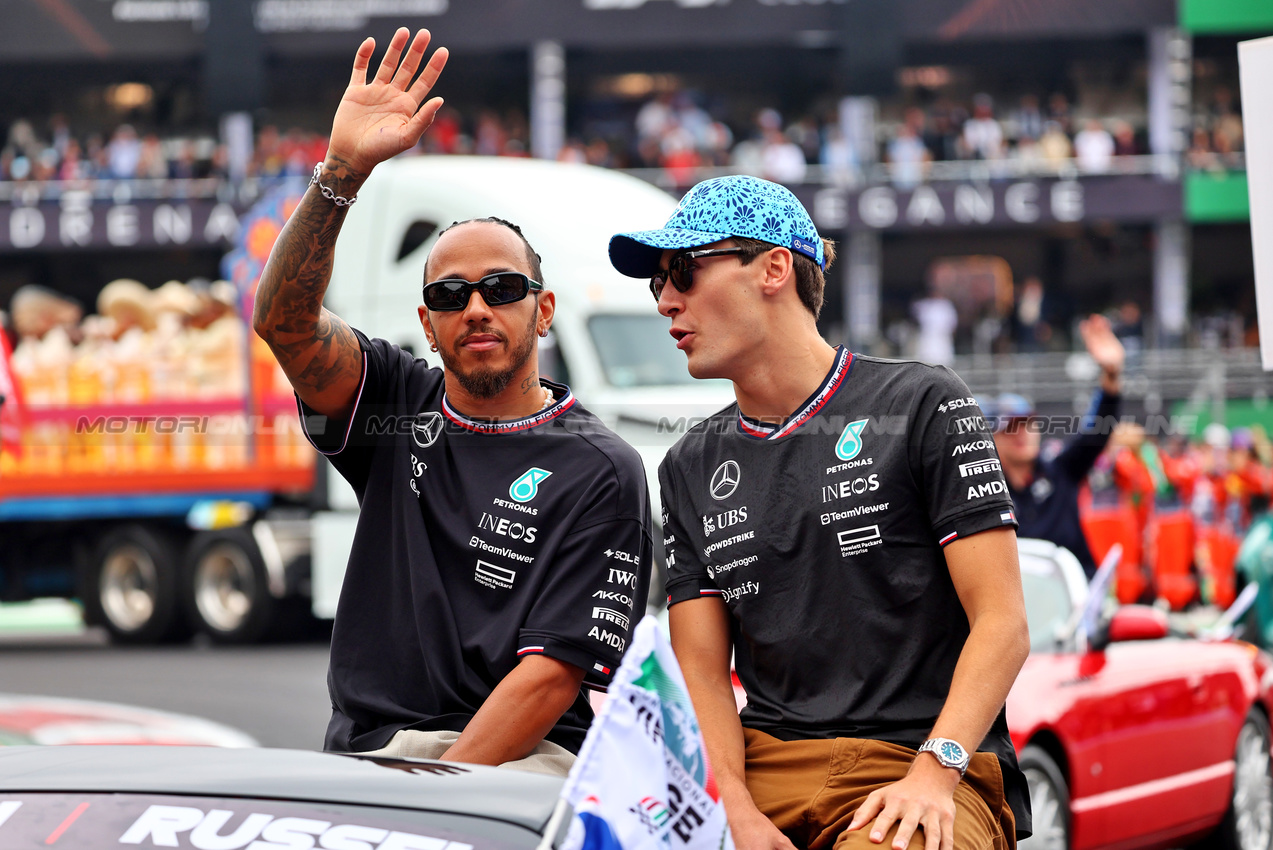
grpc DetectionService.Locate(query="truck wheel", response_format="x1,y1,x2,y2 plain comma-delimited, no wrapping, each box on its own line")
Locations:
89,525,188,644
183,529,273,644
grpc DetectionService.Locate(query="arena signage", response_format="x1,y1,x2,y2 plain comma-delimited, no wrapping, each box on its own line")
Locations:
805,175,1183,232
0,197,247,253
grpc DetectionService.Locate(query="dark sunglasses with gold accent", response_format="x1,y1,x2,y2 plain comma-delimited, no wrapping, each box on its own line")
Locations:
423,272,544,312
649,247,748,302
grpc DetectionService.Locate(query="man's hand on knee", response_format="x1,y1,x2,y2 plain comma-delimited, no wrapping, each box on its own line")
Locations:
844,762,959,850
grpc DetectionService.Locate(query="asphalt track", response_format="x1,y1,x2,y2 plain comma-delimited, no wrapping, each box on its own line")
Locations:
0,606,333,750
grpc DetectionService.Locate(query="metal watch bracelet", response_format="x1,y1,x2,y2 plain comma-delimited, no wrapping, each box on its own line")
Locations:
310,162,358,207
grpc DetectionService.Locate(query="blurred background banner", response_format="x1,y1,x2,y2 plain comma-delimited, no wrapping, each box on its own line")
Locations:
1239,35,1273,370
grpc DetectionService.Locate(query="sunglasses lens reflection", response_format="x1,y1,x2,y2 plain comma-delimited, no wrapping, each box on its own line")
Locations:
425,274,532,311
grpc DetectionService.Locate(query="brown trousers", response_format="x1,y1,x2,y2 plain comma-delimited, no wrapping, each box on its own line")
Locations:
742,728,1015,850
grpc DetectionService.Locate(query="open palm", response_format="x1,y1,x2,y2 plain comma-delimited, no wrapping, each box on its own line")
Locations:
328,28,449,174
1079,313,1125,375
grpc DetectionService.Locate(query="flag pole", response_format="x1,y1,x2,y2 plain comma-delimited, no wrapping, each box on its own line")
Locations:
535,797,572,850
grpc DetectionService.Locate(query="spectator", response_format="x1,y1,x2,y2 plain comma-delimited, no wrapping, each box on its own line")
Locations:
887,121,928,189
1038,120,1073,166
9,155,31,181
1012,94,1044,143
962,93,1004,160
48,114,71,159
556,140,587,164
136,134,168,180
1047,92,1074,135
756,110,806,183
787,115,822,165
702,120,733,166
1111,120,1137,158
107,125,142,178
635,92,675,144
820,125,857,183
1188,127,1218,171
993,315,1125,578
1111,300,1144,359
1074,119,1115,173
1213,125,1241,170
57,139,87,181
253,125,283,177
911,288,959,365
168,138,197,179
926,100,965,162
1211,86,1244,154
671,93,712,149
584,137,613,168
32,148,58,182
85,133,110,177
1012,134,1044,170
428,107,461,153
661,124,702,186
1013,276,1051,352
6,120,41,161
474,111,506,157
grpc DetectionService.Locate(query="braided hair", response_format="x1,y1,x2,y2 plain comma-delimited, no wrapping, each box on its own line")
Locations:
424,217,544,285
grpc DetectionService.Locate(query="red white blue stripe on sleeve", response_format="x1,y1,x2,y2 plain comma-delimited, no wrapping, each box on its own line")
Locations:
939,531,959,546
517,645,545,657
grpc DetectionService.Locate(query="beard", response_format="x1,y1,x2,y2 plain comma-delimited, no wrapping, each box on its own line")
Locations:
431,308,539,399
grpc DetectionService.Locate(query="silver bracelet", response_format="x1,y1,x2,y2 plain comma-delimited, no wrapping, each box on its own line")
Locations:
310,162,358,207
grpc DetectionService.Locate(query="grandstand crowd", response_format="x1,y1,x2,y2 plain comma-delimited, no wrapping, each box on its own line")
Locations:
0,83,1246,186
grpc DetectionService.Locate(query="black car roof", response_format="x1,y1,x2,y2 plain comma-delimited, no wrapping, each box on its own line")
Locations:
0,746,563,833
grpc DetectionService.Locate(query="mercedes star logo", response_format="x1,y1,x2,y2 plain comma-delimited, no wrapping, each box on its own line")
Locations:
412,411,445,448
710,460,740,500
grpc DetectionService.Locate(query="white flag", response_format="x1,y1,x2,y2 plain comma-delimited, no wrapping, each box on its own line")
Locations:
558,615,733,850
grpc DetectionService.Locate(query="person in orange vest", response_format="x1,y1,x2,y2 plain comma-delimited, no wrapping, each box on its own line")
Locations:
1109,423,1157,538
1227,428,1273,531
1159,434,1200,507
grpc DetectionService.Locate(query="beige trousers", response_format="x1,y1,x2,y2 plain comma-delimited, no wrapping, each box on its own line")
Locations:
361,728,576,777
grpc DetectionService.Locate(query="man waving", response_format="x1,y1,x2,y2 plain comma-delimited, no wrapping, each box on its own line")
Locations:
255,29,651,774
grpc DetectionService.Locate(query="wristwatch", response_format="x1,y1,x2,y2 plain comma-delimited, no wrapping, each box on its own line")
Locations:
917,738,970,776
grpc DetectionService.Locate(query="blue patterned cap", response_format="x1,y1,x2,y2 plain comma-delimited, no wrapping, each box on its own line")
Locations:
609,175,824,278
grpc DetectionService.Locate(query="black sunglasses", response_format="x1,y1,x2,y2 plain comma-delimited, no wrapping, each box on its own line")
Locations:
649,247,747,302
423,272,544,312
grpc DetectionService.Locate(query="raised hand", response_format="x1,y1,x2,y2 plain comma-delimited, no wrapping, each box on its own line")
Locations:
1079,313,1125,379
326,27,449,176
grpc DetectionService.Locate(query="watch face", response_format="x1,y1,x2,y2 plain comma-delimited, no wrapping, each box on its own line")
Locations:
939,741,966,763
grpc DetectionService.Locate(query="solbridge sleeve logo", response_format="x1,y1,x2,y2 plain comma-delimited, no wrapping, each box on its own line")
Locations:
510,467,553,503
835,419,869,461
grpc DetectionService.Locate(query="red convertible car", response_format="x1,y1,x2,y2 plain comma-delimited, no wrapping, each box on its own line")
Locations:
1010,538,1273,850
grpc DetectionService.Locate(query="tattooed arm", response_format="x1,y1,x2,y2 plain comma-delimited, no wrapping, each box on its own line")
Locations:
252,161,365,418
253,27,448,419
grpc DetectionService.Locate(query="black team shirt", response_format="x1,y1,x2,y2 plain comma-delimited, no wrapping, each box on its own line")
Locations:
301,330,652,755
661,348,1031,837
